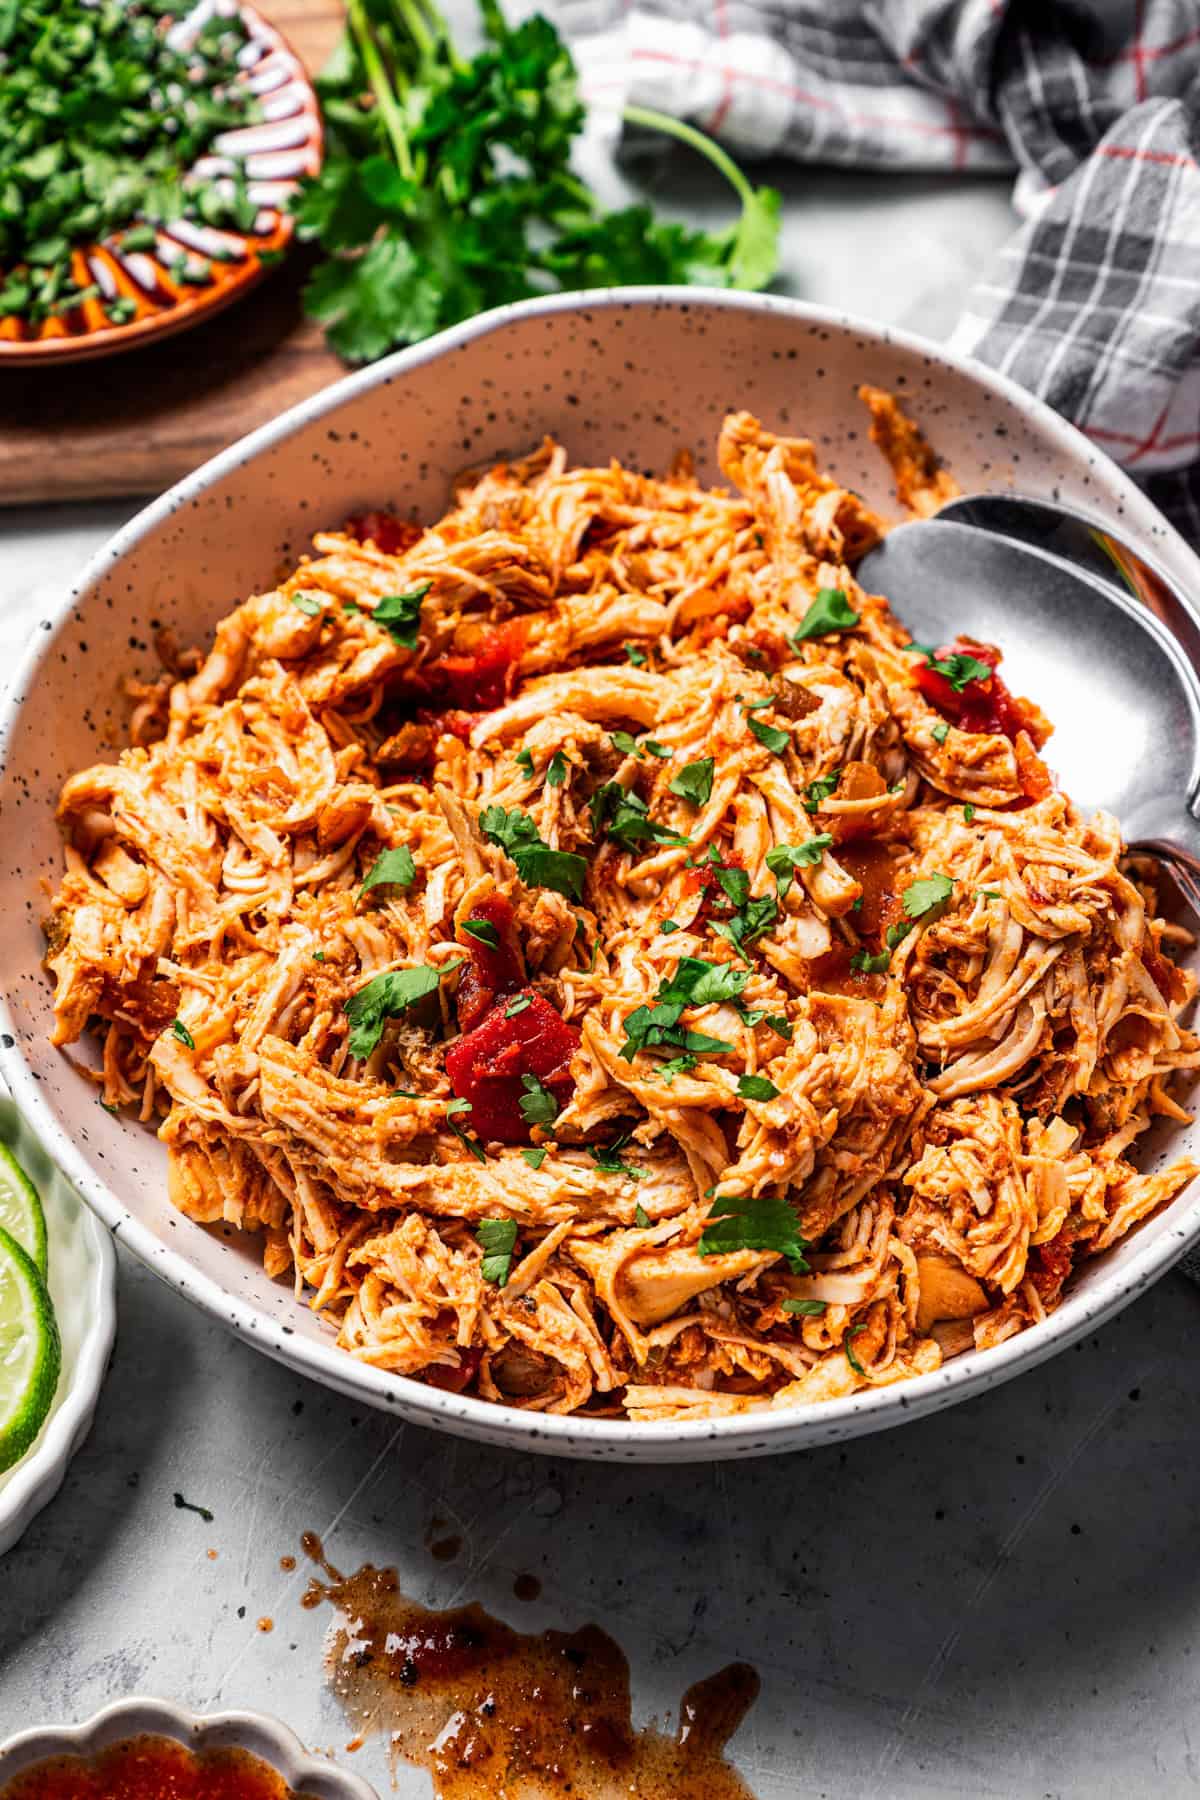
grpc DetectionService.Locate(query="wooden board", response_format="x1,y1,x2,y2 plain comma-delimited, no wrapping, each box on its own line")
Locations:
0,0,347,507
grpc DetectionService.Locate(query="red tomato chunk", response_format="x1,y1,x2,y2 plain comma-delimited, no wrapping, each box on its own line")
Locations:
344,510,423,555
446,990,580,1144
455,893,525,1032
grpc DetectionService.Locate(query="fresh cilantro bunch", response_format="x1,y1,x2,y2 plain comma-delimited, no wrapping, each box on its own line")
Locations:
294,0,781,364
0,0,260,327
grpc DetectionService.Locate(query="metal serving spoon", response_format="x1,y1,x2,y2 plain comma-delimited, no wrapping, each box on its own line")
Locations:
856,498,1200,914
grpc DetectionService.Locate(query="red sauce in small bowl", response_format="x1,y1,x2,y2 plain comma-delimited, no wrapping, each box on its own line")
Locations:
0,1735,316,1800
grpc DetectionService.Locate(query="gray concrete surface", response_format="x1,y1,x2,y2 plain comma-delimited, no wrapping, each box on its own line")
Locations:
6,113,1192,1800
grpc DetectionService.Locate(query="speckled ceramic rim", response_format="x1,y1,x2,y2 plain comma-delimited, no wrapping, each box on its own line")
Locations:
0,1103,116,1557
0,1696,380,1798
5,287,1200,1462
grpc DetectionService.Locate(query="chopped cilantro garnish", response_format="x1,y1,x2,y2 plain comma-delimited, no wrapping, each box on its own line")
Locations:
669,757,715,806
659,919,681,935
361,846,417,896
171,1018,195,1050
587,1134,644,1179
446,1097,473,1118
803,771,840,815
903,873,954,918
844,1323,867,1374
462,918,500,948
699,1194,809,1272
738,1074,779,1101
372,583,431,649
478,1218,518,1286
634,1202,652,1228
590,782,690,851
643,740,671,758
479,804,587,901
766,836,832,898
313,951,326,963
782,1297,827,1316
344,964,444,1057
610,730,643,759
905,644,993,693
748,716,790,755
515,748,535,777
518,1074,560,1127
711,892,778,961
505,995,532,1017
659,1054,697,1084
791,587,859,643
963,804,976,823
765,1014,792,1039
521,1146,548,1170
979,888,1003,900
546,750,568,786
291,591,324,617
932,721,950,745
850,949,891,975
625,642,647,667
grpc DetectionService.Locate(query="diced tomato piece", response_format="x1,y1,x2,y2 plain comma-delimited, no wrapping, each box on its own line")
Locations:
685,851,746,925
423,1347,482,1393
445,989,580,1144
416,620,528,711
1012,730,1054,802
455,893,525,1032
914,636,1041,744
344,510,423,555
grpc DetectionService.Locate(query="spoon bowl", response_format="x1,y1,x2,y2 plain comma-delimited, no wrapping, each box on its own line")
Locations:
858,513,1200,891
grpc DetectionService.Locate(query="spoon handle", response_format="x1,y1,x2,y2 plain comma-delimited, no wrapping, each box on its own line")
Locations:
1134,832,1200,920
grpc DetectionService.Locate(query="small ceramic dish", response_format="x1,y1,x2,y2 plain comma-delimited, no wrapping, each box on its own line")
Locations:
0,1099,115,1557
0,0,322,365
0,1697,380,1799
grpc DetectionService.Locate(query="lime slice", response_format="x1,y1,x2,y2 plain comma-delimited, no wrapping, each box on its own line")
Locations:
0,1223,61,1474
0,1144,47,1280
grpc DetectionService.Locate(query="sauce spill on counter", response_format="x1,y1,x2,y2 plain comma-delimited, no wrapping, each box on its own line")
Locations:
297,1533,760,1799
0,1736,312,1800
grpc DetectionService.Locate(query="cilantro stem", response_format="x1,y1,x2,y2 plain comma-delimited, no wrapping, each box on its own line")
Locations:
395,0,436,64
621,103,755,210
349,0,414,179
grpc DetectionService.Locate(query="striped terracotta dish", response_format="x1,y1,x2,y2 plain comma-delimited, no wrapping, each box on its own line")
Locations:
0,0,323,365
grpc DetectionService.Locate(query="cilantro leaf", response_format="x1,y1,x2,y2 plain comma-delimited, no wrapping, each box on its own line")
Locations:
659,955,750,1006
587,1135,644,1178
669,758,714,807
766,836,832,898
932,721,949,745
711,893,778,960
546,750,568,786
625,642,647,667
361,846,417,896
302,229,442,365
963,804,976,823
803,771,840,815
902,873,954,918
521,1146,548,1170
477,1217,518,1286
610,730,643,760
850,949,891,974
590,782,689,851
479,804,587,901
643,740,671,758
634,1202,652,1228
344,964,444,1056
291,591,324,617
659,919,681,935
372,582,432,649
844,1323,867,1374
171,1018,195,1050
515,748,534,777
700,1194,809,1272
462,918,500,948
748,717,790,755
737,1074,779,1101
518,1073,559,1127
791,587,859,643
906,645,993,693
782,1297,827,1316
505,995,532,1017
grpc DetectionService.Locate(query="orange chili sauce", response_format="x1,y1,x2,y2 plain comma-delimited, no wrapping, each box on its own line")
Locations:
0,1738,314,1800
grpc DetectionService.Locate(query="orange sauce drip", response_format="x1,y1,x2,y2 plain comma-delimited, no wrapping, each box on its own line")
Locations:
297,1534,760,1799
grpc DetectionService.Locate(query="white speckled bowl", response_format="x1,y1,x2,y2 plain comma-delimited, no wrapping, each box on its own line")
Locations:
0,1100,115,1556
0,1697,379,1798
2,290,1199,1463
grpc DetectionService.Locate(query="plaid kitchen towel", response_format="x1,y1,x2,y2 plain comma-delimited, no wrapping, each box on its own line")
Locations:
549,0,1200,544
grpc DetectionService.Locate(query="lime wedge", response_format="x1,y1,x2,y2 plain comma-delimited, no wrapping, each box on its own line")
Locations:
0,1223,61,1473
0,1144,47,1280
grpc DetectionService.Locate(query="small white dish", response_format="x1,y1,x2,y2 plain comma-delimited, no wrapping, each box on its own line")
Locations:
0,1696,380,1798
0,1098,115,1557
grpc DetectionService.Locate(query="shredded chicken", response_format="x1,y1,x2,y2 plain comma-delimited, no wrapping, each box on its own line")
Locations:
44,388,1200,1421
